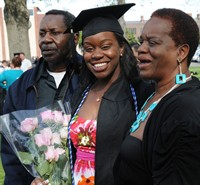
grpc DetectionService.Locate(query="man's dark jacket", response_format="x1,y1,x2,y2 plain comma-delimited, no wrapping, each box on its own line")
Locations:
1,57,80,185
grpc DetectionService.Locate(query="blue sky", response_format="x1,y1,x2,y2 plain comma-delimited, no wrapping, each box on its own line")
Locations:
0,0,199,21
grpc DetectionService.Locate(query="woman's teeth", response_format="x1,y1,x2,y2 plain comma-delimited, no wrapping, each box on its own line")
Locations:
94,63,107,67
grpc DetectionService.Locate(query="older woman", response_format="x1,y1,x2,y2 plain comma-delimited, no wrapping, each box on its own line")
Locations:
118,8,200,185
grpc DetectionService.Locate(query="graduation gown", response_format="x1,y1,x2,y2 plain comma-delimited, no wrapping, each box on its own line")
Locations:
70,74,154,185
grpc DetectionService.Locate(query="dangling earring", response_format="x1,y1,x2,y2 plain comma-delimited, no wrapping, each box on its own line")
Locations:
176,58,186,84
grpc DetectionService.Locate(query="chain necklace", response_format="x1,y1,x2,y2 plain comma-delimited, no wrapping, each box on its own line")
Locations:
91,88,104,102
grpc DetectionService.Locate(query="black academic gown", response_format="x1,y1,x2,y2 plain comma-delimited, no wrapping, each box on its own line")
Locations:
71,74,154,185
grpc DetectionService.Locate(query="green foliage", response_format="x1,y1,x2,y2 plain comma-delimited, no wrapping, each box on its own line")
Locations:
0,159,4,184
18,151,34,165
78,31,82,45
0,135,5,184
125,28,138,45
36,159,51,176
190,66,200,79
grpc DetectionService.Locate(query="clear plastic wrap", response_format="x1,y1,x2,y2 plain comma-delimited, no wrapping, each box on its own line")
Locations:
0,101,72,185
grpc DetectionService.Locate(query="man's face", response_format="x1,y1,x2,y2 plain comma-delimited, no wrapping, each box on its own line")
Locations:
19,54,25,60
39,14,72,65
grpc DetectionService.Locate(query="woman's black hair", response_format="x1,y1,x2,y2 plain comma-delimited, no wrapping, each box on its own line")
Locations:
151,8,199,66
115,33,140,85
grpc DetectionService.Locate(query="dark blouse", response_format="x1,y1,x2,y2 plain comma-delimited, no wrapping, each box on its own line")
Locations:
119,135,153,185
117,77,200,185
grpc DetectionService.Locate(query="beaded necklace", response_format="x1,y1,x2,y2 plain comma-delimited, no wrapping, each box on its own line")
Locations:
130,76,192,133
130,92,158,133
67,84,138,185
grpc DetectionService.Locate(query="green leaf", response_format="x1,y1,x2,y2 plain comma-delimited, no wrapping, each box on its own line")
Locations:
36,160,50,176
18,152,34,165
38,145,47,152
37,154,45,164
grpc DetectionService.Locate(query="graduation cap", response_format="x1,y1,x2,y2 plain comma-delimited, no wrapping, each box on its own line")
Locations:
72,3,135,39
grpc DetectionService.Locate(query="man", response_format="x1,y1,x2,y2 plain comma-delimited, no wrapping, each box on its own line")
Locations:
1,10,81,185
19,52,33,72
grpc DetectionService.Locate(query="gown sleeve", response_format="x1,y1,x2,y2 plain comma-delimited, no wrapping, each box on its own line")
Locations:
151,105,200,185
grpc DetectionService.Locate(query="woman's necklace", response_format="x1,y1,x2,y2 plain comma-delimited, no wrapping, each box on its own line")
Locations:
91,85,108,102
96,97,101,102
92,91,103,102
130,76,192,133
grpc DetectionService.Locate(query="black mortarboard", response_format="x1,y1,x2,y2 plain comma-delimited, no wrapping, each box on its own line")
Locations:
72,3,135,39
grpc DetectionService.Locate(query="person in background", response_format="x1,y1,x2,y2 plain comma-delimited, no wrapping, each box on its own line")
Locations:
19,52,32,72
1,9,82,185
0,60,10,73
0,86,6,115
0,57,23,114
0,59,12,114
118,8,200,185
31,56,39,68
0,56,23,91
130,42,140,61
31,3,154,185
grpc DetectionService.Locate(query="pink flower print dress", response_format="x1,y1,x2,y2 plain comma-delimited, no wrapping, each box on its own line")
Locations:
70,116,96,185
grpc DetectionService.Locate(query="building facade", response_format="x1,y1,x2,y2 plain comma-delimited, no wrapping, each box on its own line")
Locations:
0,8,199,61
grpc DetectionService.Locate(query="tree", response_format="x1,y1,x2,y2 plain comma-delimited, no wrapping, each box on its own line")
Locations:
117,0,126,32
125,28,138,44
105,0,128,38
4,0,31,60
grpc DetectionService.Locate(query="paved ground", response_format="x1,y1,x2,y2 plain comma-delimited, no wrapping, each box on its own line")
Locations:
191,62,200,67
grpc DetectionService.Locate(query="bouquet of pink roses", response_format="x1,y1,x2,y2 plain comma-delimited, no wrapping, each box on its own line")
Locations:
0,101,72,185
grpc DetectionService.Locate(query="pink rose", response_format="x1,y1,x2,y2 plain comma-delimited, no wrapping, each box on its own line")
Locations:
45,146,65,161
20,117,38,133
40,110,54,122
44,146,55,161
53,111,64,124
51,133,61,145
55,148,65,160
59,127,68,139
63,114,71,126
34,128,52,147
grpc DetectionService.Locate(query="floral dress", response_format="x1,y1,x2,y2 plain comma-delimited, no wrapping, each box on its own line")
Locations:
70,116,96,185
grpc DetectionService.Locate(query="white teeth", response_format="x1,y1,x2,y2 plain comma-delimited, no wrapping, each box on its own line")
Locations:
94,63,107,67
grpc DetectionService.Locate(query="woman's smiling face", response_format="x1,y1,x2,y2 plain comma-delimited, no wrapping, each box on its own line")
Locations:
138,17,179,83
83,31,124,81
